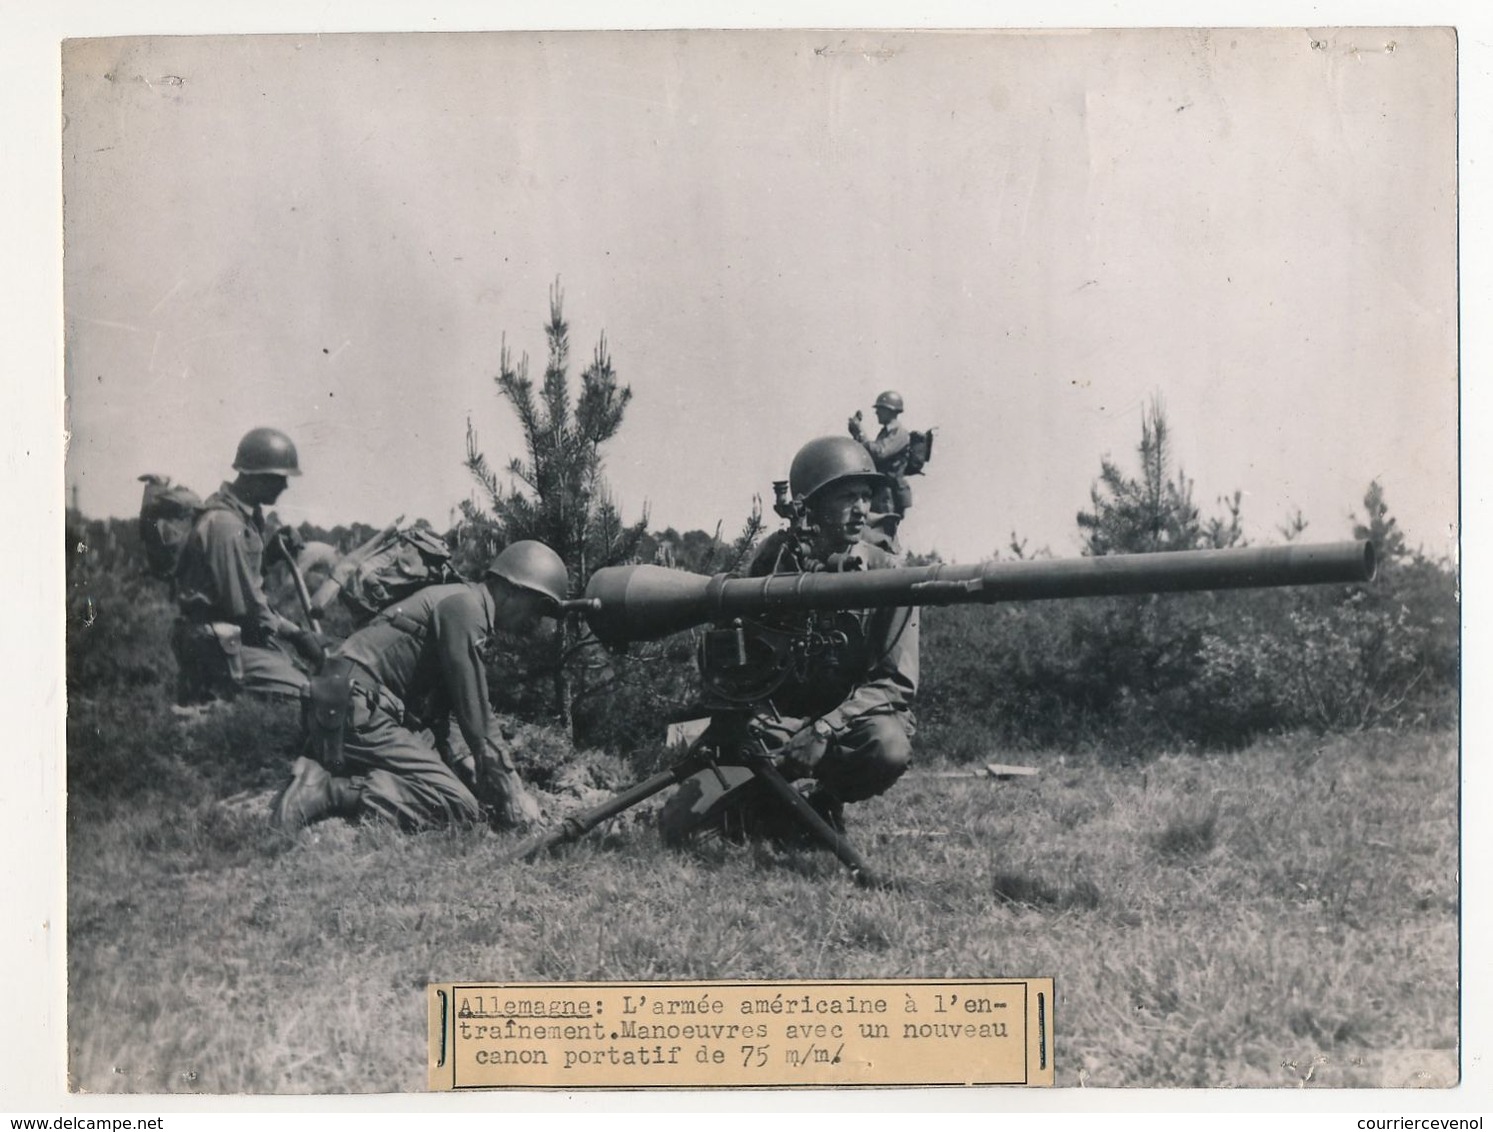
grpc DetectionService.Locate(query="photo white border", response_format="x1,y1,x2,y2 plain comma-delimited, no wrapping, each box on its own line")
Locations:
5,1,1485,1121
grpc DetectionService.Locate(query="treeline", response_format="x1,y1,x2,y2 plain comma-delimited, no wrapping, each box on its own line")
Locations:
67,287,1457,767
914,403,1458,758
64,472,1458,768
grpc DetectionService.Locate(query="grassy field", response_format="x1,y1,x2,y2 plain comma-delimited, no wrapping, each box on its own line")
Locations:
66,693,1458,1093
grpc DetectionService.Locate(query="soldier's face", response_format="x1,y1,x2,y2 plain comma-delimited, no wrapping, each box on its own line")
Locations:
813,482,873,547
240,474,289,505
875,406,897,426
494,585,553,634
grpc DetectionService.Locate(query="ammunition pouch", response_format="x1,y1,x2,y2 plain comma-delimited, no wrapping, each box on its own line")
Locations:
304,656,357,773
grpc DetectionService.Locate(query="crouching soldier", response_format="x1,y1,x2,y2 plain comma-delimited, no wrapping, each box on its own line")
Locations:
172,427,320,704
662,436,916,841
270,541,569,833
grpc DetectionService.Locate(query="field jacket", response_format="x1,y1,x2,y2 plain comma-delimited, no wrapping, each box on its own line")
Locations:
745,530,919,737
175,483,297,645
334,582,502,761
856,422,914,512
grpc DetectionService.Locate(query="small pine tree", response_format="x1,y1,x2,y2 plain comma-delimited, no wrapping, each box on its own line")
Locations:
463,280,649,734
1277,508,1310,543
1352,479,1409,564
1076,396,1245,555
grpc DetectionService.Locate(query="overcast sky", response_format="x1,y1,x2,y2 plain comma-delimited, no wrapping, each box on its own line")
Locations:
62,28,1456,566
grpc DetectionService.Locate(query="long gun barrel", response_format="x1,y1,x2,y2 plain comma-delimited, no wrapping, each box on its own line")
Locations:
579,539,1376,647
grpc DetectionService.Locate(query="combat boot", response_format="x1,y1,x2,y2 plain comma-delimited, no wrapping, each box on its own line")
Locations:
760,787,847,850
805,788,846,835
270,756,362,831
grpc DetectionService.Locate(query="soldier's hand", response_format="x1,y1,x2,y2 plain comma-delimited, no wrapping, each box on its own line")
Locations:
285,625,327,670
847,415,864,440
477,761,544,830
778,721,830,780
452,753,479,792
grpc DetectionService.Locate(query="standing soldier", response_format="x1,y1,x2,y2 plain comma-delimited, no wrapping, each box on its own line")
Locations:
662,436,917,840
848,389,914,521
270,540,569,833
172,427,320,704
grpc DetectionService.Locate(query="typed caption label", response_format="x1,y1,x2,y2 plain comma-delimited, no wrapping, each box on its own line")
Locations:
428,978,1054,1089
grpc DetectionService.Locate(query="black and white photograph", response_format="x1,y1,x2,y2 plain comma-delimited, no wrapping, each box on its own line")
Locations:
4,3,1482,1118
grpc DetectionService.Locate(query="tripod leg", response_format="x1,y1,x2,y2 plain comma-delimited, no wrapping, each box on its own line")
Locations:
748,760,887,888
507,762,701,862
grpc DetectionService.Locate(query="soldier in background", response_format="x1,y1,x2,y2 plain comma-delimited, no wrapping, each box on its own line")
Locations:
270,541,569,833
662,436,917,840
172,427,321,704
848,389,914,522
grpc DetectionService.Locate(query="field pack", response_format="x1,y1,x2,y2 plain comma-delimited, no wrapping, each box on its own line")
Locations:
137,473,206,578
138,473,302,585
324,524,464,621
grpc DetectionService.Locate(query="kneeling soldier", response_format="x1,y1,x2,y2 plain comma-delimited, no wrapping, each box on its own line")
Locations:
662,436,917,842
172,427,320,704
270,541,569,832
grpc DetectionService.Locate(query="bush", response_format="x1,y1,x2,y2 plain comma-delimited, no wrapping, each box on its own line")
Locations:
67,517,177,697
918,552,1458,761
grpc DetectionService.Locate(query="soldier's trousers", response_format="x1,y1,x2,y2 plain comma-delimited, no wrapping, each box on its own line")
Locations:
338,695,483,832
240,643,311,699
172,620,310,704
759,711,913,802
659,711,913,843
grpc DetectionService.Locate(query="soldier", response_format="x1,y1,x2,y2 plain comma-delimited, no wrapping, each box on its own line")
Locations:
172,427,321,704
662,436,917,840
270,540,569,833
848,389,914,520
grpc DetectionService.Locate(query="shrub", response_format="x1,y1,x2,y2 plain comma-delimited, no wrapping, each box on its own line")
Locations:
918,553,1457,760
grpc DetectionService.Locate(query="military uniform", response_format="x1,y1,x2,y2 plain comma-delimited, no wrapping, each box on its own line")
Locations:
745,530,917,802
857,422,914,516
307,582,519,831
661,529,917,840
172,482,310,703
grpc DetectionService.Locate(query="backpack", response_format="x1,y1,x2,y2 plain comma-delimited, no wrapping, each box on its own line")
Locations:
333,524,464,621
905,428,936,476
137,474,206,578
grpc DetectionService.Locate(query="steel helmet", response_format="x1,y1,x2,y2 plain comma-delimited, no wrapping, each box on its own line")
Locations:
233,428,302,476
873,390,905,414
789,436,892,503
486,540,569,606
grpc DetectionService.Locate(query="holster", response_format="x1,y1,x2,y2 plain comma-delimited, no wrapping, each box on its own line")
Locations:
209,623,245,684
303,656,356,773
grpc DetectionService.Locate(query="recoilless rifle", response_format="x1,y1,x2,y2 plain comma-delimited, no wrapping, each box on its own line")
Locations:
514,536,1378,887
